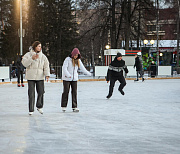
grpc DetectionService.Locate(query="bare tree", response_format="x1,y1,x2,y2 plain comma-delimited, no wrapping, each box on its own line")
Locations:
77,0,155,52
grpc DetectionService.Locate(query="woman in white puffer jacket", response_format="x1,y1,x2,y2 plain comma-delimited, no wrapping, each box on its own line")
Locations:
22,41,50,115
61,48,91,112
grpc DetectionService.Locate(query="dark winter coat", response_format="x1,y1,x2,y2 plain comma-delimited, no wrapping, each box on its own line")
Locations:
0,60,2,66
12,63,16,70
134,56,142,71
17,56,25,72
106,57,128,81
150,63,156,77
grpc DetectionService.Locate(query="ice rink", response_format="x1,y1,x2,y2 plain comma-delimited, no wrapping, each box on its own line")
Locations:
0,79,180,154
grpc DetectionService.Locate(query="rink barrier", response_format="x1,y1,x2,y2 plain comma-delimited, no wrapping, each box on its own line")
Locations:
158,66,172,76
94,66,173,77
1,77,180,85
0,66,10,80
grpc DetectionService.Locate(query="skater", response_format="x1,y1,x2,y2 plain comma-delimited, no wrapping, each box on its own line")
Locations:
11,61,17,78
150,61,156,77
134,52,144,81
16,55,25,87
106,52,128,99
22,41,50,115
61,48,91,112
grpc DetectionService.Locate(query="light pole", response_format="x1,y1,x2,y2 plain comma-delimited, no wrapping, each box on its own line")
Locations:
150,40,155,46
20,0,23,55
105,44,110,50
143,39,148,46
156,0,159,76
150,40,155,58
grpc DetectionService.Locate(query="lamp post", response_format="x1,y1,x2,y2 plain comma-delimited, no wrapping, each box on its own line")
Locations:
20,0,23,55
156,0,159,77
105,44,110,66
143,39,148,46
150,40,155,46
105,44,110,49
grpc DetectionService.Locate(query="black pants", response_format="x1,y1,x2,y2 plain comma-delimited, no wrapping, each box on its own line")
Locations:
28,80,44,112
108,76,126,96
61,80,77,108
17,69,23,84
150,66,156,77
136,70,143,80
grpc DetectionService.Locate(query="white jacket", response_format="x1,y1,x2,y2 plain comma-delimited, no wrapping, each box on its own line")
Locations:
22,49,50,80
62,57,91,81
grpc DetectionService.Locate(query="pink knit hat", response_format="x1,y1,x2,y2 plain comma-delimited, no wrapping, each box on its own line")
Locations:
71,48,81,59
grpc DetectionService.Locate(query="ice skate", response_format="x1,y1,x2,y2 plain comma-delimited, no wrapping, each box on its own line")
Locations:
134,79,139,82
21,84,24,87
106,95,112,99
17,84,21,87
72,108,79,112
119,89,125,95
29,112,33,115
62,107,66,112
37,108,43,114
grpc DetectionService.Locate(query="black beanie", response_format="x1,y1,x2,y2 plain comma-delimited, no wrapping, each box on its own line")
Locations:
116,52,122,57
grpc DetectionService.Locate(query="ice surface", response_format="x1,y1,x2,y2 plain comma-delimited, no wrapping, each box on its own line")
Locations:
0,79,180,154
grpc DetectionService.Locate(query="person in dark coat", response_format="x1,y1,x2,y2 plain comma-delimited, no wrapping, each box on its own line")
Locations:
0,59,2,66
11,61,17,78
150,61,156,77
134,52,144,81
17,55,25,87
106,52,128,99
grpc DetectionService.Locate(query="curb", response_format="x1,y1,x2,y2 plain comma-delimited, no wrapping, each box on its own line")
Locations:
0,77,180,85
78,77,180,81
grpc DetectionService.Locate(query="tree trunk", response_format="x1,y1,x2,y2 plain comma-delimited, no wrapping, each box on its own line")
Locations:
91,39,95,67
124,0,131,50
111,0,116,48
137,4,141,50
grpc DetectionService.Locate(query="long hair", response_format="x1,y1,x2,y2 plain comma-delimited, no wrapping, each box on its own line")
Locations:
72,58,80,68
32,41,41,51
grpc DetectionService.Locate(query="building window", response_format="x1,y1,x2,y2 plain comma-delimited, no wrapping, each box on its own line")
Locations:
147,25,156,31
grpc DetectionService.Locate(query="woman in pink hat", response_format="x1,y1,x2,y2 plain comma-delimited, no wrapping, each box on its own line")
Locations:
61,48,91,112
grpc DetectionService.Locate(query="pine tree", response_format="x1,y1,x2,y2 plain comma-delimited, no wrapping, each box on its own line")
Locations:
39,0,79,65
0,0,20,64
1,0,79,65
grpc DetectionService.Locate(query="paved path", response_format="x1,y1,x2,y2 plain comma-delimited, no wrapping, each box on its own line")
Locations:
0,79,180,154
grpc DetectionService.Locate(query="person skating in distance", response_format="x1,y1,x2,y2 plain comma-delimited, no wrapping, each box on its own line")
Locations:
106,52,128,99
61,48,91,112
16,55,25,87
134,52,144,82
